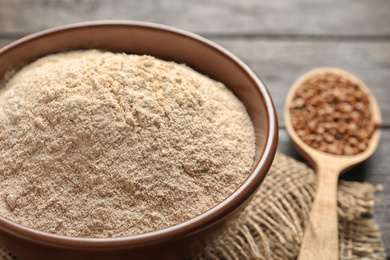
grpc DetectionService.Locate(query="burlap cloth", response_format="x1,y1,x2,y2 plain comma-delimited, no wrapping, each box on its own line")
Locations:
0,153,386,259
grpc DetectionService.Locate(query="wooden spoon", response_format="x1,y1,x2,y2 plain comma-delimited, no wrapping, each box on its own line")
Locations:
284,67,381,260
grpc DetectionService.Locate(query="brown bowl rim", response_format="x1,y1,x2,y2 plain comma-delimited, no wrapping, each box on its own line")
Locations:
0,20,278,250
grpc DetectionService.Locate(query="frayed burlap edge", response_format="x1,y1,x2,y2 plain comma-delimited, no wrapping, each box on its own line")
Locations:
0,153,386,259
194,153,386,260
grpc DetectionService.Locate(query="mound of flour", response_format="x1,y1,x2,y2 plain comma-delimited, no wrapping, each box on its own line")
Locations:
0,50,255,238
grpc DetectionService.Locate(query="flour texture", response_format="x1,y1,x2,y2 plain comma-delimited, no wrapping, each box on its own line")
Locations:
0,50,255,238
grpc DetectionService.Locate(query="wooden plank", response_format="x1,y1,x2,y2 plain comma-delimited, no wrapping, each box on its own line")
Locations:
0,39,10,47
0,0,390,36
278,128,390,257
209,38,390,126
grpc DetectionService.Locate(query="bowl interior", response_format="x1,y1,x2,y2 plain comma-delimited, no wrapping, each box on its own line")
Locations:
0,21,278,246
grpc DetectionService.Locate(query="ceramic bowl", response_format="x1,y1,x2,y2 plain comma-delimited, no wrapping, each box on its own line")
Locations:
0,20,278,260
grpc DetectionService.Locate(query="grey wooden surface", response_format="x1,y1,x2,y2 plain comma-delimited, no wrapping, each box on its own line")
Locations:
0,0,389,258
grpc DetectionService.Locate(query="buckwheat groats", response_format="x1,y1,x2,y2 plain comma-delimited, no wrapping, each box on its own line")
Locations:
289,72,378,155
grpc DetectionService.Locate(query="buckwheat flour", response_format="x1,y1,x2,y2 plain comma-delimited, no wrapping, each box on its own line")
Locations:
0,50,256,238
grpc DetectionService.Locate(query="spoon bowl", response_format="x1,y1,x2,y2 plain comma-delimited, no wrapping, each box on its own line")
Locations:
284,67,381,260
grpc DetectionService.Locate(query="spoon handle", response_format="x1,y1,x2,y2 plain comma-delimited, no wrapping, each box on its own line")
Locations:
298,163,340,260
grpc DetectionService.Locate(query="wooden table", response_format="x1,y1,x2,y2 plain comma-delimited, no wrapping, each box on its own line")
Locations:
1,0,389,258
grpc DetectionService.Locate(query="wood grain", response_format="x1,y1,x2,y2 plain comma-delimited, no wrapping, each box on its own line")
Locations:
0,0,390,36
0,0,389,257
